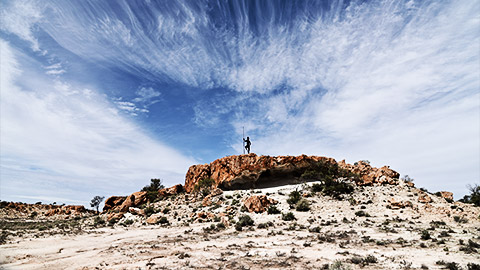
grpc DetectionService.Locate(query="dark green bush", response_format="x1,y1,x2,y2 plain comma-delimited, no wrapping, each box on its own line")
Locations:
267,205,281,214
421,230,431,240
162,207,171,214
287,190,301,205
453,216,468,223
124,219,134,225
158,216,168,224
237,215,254,227
459,184,480,207
144,206,155,217
282,212,296,221
355,210,370,217
194,178,215,196
295,199,310,212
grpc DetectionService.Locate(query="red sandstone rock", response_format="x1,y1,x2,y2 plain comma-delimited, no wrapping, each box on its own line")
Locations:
439,191,454,202
158,184,184,197
118,191,147,213
107,212,124,222
184,155,400,192
243,195,278,213
418,193,432,203
389,198,413,209
146,213,163,224
129,207,145,216
103,196,126,212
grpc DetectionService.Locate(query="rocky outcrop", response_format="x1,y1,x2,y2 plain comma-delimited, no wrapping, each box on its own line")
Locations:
103,192,148,213
388,198,413,209
418,193,432,203
337,160,400,186
243,195,278,213
438,191,454,202
158,184,184,197
0,201,93,219
185,154,400,192
103,196,126,212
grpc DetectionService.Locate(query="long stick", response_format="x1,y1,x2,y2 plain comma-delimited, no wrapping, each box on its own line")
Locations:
242,126,245,155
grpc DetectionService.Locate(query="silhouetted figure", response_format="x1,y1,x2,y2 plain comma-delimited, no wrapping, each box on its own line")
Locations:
244,136,251,154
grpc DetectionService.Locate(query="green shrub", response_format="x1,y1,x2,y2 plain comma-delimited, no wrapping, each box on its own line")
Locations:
267,205,281,214
237,215,254,227
282,212,296,221
355,210,370,217
311,183,323,193
162,207,171,214
158,217,168,224
144,206,155,217
295,199,310,212
124,219,134,225
453,216,468,223
142,179,164,192
459,184,480,207
421,230,431,240
287,190,301,205
194,178,215,196
94,216,105,225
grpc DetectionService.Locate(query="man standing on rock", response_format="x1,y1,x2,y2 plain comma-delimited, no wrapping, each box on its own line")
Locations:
244,136,251,154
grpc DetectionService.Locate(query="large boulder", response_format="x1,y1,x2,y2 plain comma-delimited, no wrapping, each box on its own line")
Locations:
243,195,278,213
118,191,147,212
158,184,184,197
438,191,454,202
184,154,400,192
103,196,126,212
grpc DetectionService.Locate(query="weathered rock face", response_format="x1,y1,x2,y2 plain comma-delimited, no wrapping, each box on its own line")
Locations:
337,160,400,186
439,191,454,202
243,195,278,213
103,196,126,212
418,193,433,203
0,201,92,219
158,184,184,198
184,154,400,192
103,192,147,213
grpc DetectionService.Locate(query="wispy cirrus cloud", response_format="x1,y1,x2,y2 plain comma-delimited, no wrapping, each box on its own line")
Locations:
0,0,478,202
0,40,196,205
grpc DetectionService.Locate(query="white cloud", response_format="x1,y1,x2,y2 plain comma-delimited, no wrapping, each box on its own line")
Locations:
0,40,196,206
0,0,43,51
132,87,161,103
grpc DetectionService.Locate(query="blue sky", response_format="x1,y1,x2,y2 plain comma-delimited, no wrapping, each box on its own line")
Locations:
0,0,478,206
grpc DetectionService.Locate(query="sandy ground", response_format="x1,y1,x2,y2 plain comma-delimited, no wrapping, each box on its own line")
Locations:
1,182,479,269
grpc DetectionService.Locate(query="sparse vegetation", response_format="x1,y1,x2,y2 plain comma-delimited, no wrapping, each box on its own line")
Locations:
90,196,105,214
282,212,296,221
402,175,414,183
453,216,468,223
355,210,370,217
235,214,254,231
142,179,165,202
460,184,480,207
421,230,431,240
287,190,301,206
295,199,310,212
194,178,215,197
267,205,281,214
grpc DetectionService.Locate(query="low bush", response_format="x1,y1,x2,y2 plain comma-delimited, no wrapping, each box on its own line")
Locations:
267,205,281,214
355,210,370,217
287,190,301,206
282,212,296,221
235,215,254,231
158,216,168,224
421,230,431,240
295,199,310,212
194,178,215,197
453,216,468,223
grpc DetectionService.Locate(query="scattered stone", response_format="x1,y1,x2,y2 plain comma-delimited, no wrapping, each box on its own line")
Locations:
418,193,432,203
243,195,278,213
